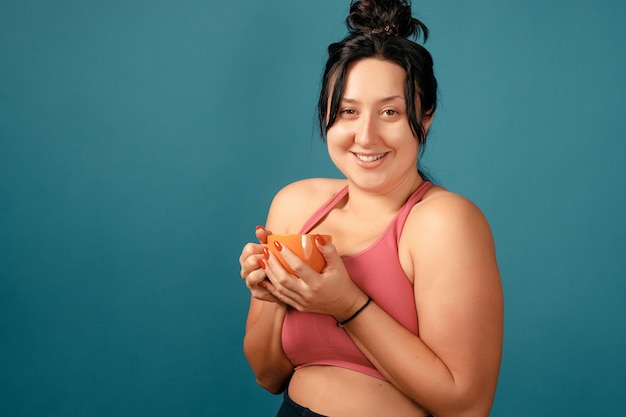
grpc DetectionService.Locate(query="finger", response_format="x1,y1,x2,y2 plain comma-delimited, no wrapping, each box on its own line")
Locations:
244,264,282,304
270,241,316,281
249,280,282,303
262,278,301,308
315,234,344,270
240,253,261,279
264,248,306,304
238,243,253,266
239,242,263,267
240,242,270,276
255,225,272,245
244,265,267,286
251,287,284,304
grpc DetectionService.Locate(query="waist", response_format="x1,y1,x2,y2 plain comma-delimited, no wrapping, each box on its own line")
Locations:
288,366,430,417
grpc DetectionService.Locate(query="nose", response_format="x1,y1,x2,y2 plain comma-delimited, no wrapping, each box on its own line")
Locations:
354,113,379,146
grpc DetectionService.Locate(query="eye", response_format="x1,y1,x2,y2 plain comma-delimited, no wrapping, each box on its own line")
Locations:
383,109,398,116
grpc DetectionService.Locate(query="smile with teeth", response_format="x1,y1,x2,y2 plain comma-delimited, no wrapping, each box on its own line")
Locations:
354,152,387,162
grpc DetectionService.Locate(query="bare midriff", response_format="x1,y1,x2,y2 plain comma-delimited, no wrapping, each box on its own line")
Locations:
287,366,430,417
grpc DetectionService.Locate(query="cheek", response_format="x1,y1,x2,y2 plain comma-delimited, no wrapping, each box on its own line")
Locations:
325,127,353,170
326,124,353,148
390,122,418,143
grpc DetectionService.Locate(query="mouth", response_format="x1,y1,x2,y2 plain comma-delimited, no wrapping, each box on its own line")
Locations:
353,152,388,162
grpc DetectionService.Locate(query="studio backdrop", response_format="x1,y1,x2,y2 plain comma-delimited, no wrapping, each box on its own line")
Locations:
1,0,625,415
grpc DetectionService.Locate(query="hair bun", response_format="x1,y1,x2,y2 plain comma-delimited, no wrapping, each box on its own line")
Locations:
346,0,428,41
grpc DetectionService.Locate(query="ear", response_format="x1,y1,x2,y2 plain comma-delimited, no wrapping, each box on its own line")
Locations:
423,112,434,133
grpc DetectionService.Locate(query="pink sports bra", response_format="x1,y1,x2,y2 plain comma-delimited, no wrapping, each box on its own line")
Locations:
281,181,433,381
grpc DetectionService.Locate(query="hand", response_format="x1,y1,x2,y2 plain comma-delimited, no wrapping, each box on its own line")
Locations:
239,226,283,303
260,234,366,321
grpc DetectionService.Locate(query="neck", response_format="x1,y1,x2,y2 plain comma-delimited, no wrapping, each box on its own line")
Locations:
344,173,424,220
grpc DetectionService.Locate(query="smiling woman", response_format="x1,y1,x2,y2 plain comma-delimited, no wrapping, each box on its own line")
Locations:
326,59,422,193
238,1,503,416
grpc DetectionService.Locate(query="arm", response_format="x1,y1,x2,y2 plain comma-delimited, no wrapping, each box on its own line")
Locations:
341,193,503,416
240,181,326,393
241,229,293,393
242,295,293,394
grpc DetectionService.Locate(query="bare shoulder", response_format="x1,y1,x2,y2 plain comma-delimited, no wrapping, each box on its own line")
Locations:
404,185,497,262
266,178,347,233
410,185,492,231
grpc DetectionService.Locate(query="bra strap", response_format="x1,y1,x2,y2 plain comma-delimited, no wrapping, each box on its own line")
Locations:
299,186,349,234
393,181,433,242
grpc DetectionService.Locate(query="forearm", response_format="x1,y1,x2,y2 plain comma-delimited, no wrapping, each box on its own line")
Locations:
243,299,294,394
343,301,489,417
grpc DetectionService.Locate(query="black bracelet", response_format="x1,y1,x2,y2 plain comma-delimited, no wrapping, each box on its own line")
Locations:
336,297,372,328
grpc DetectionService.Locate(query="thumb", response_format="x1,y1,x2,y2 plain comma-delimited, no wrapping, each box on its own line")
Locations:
314,234,343,269
255,225,272,244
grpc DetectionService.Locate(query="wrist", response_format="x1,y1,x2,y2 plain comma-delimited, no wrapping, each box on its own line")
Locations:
334,296,372,328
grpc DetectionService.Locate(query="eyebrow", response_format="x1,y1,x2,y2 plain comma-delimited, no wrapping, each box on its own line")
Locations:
341,95,405,104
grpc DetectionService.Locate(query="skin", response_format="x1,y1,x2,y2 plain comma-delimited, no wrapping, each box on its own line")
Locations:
239,58,503,417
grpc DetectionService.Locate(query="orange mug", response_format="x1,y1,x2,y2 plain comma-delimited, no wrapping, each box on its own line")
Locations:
266,234,332,275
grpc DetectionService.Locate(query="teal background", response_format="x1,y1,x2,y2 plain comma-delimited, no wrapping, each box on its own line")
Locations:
1,0,625,415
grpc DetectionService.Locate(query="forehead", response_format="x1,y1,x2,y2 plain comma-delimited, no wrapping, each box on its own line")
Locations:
342,58,406,98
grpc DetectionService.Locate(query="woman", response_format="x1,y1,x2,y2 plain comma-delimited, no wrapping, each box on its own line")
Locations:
239,1,503,416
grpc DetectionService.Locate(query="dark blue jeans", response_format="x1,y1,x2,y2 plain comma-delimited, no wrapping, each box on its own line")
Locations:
275,391,328,417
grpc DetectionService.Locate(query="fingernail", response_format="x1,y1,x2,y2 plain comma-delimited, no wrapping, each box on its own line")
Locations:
256,225,263,231
263,247,270,259
274,241,283,251
259,281,267,289
258,258,266,269
315,234,327,245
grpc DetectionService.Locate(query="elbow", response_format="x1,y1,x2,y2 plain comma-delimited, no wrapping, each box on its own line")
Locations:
255,375,289,395
437,402,494,417
243,359,290,394
428,386,497,417
243,341,292,395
